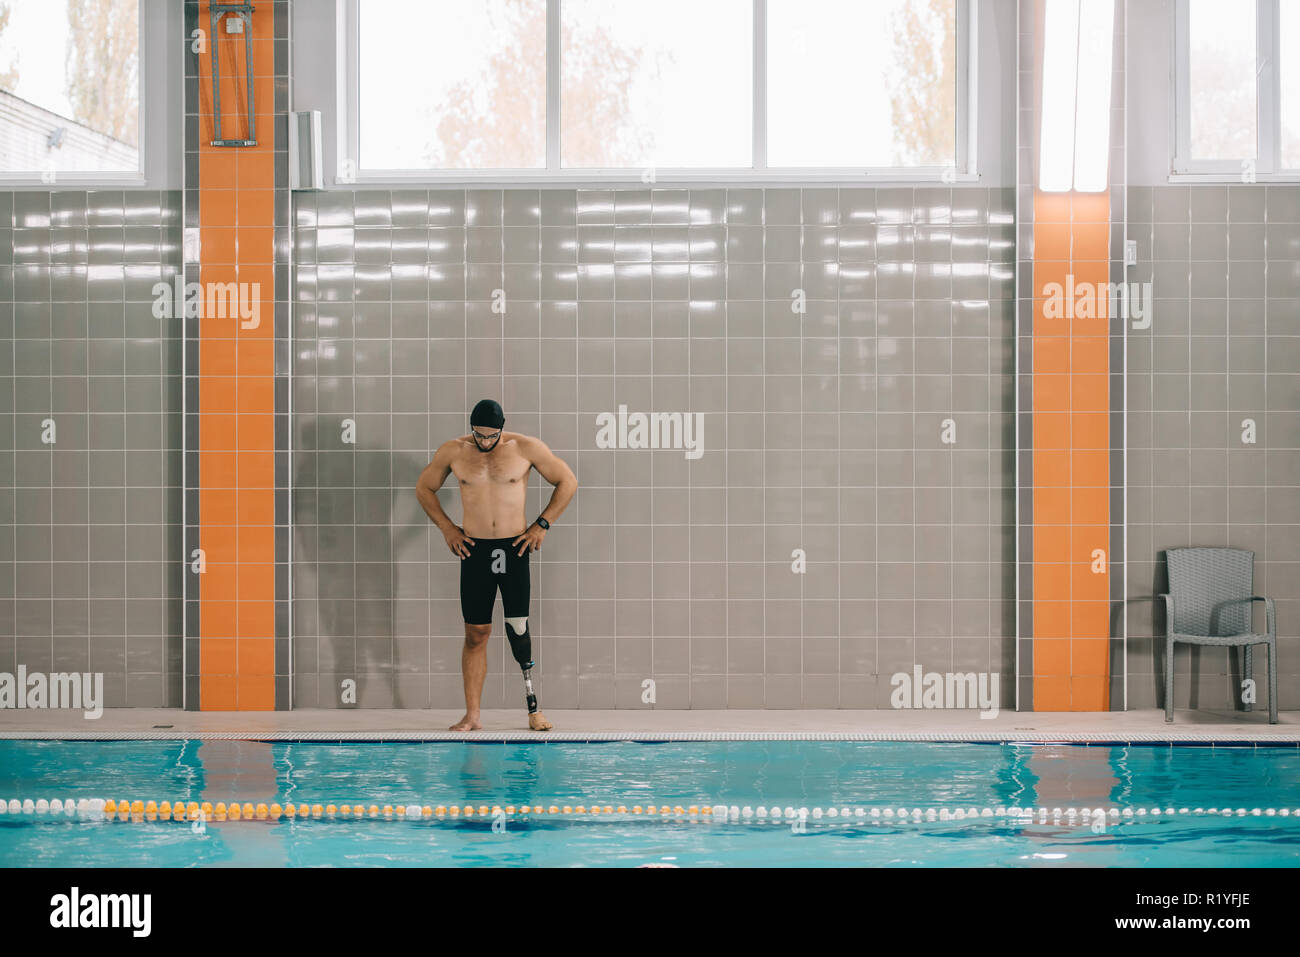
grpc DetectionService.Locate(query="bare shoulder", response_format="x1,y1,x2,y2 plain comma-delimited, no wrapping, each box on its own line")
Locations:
513,433,574,484
416,438,462,490
510,432,550,460
432,436,468,465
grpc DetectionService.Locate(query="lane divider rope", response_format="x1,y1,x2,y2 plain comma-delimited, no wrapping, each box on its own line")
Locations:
1,799,1297,824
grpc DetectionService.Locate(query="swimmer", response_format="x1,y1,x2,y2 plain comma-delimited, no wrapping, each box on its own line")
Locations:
416,399,578,732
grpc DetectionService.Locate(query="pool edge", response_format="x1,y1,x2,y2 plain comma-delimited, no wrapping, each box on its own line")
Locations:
2,730,1299,745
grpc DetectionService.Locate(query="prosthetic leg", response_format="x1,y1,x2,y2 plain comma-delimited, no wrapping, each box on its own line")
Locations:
504,618,538,714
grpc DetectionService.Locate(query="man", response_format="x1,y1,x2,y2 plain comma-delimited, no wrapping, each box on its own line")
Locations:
415,399,578,731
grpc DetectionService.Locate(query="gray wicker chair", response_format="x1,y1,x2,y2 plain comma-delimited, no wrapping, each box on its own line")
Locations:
1162,547,1277,724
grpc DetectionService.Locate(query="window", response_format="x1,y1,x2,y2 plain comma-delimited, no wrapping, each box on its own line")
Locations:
560,0,752,169
767,0,958,168
1283,0,1300,167
1174,0,1300,178
358,0,545,170
0,0,141,178
1037,0,1115,192
343,0,975,181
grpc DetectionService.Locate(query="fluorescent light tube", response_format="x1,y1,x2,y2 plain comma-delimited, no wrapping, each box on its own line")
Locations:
1039,0,1081,192
1072,0,1115,192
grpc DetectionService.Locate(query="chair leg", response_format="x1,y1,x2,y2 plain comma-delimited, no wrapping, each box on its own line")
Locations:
1243,645,1253,712
1267,639,1278,725
1165,636,1175,723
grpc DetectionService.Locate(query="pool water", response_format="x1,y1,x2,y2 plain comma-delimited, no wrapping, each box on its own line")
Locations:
1,740,1298,867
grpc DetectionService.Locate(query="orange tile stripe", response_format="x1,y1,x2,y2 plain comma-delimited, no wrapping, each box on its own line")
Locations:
196,0,277,711
1031,190,1110,711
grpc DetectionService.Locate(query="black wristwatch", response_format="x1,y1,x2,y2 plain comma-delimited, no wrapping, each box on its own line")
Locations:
535,516,550,530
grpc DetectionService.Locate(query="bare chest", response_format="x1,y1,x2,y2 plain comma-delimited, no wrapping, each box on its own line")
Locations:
452,449,530,489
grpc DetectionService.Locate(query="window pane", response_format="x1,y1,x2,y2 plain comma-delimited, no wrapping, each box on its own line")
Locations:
0,0,139,173
1188,0,1256,160
768,0,956,168
561,0,751,169
1282,0,1300,168
360,0,545,170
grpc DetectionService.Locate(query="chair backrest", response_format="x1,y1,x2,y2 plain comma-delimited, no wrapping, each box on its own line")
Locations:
1165,547,1254,637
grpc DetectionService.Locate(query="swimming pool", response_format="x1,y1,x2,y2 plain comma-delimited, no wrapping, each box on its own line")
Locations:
1,739,1297,867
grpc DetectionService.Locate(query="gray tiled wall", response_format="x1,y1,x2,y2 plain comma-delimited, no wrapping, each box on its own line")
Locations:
291,186,1018,709
0,190,185,707
1126,184,1300,710
7,181,1291,714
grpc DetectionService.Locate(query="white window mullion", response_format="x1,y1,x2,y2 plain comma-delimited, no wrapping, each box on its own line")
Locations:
753,0,767,170
1172,0,1192,173
339,0,361,182
547,0,562,171
960,0,978,176
1258,0,1280,175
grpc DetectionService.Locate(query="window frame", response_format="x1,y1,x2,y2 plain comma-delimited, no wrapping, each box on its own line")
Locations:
0,2,146,185
1171,0,1297,181
339,0,979,184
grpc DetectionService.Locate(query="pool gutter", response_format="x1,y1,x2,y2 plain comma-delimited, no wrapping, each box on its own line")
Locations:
2,730,1299,745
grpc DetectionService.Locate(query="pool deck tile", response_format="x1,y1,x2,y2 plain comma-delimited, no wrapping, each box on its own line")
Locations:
1,708,1297,743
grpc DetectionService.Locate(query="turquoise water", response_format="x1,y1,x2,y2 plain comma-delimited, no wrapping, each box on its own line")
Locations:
1,740,1298,866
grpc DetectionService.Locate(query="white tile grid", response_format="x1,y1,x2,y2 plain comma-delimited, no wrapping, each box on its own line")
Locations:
835,202,841,706
1014,0,1030,709
292,188,1017,709
1125,189,1300,706
6,212,177,706
2,245,7,675
795,209,804,707
1261,195,1268,649
539,201,547,710
762,206,768,709
1115,0,1127,712
315,198,324,709
619,202,627,704
652,202,660,705
493,196,507,707
723,220,729,707
570,218,578,711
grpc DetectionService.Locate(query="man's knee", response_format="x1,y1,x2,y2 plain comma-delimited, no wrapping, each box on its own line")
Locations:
505,616,527,634
463,623,491,647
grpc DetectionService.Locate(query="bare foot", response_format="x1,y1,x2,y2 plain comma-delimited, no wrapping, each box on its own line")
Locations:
529,711,553,731
449,712,482,731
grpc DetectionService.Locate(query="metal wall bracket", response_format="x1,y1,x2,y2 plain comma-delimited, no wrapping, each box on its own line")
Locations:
210,3,257,147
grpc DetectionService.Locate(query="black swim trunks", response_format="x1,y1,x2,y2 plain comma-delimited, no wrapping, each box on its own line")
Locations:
459,535,531,625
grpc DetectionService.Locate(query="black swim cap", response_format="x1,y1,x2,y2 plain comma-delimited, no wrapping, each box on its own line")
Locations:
470,399,505,429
